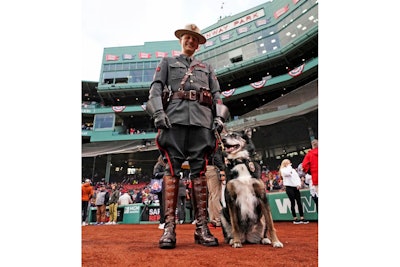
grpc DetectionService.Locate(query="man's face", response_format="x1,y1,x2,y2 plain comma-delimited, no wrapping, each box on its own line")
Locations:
180,33,199,56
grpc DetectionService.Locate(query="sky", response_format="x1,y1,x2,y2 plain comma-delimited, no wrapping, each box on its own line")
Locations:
82,0,269,81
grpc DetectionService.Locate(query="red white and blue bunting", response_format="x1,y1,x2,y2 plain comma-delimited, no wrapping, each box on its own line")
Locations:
221,89,236,98
288,63,305,77
250,80,267,89
112,106,126,112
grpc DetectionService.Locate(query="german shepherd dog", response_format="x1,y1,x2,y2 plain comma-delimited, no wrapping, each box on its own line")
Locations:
220,128,283,248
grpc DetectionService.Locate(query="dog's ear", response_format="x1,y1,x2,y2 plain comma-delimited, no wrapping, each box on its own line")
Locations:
242,128,256,157
243,128,252,139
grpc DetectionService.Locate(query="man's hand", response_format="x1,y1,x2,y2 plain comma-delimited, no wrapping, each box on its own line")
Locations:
213,116,224,133
153,110,171,129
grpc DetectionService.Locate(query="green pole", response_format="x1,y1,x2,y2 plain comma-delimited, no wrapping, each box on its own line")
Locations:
105,154,111,183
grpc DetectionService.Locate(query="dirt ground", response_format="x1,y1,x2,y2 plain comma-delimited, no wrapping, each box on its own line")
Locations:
82,221,318,267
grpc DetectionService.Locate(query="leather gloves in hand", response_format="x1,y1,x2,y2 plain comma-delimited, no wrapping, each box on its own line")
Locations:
213,116,224,133
153,110,171,129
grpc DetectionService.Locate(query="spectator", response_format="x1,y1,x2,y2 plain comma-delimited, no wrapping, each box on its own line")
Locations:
279,159,309,224
153,155,166,229
302,139,318,200
118,189,133,205
185,179,194,224
146,23,229,249
305,173,318,212
94,184,109,225
177,176,187,224
134,189,142,204
107,184,120,225
205,144,225,227
82,179,94,226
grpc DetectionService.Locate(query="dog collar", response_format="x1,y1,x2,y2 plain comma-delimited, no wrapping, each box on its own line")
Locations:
228,158,257,176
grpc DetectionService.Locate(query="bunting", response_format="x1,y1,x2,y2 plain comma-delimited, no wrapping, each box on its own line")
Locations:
112,106,126,112
222,89,236,98
288,63,305,77
250,80,267,89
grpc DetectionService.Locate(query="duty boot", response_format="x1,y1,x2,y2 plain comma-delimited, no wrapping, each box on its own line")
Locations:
159,175,179,249
192,175,219,246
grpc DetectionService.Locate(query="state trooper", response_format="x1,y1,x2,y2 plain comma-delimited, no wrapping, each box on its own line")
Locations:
146,23,229,249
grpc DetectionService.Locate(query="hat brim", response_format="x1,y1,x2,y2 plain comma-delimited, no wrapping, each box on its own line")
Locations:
174,29,206,44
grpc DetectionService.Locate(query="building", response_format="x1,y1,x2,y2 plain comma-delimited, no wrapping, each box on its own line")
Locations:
82,0,318,183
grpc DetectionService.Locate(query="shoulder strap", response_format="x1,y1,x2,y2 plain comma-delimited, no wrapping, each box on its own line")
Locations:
179,63,198,90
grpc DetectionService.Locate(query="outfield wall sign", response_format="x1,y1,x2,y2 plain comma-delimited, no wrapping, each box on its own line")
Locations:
267,189,318,220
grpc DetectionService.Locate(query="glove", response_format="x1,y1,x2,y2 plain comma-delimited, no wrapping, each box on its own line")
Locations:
153,110,171,129
213,116,224,133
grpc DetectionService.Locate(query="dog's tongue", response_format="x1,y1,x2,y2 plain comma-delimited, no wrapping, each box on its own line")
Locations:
225,146,235,153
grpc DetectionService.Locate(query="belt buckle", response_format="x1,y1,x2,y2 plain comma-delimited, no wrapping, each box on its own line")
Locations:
189,90,197,100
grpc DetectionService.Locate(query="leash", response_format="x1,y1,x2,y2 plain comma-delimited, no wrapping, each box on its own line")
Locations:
214,129,224,150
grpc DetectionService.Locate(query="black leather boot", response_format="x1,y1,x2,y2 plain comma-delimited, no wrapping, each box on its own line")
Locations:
192,175,219,246
159,175,179,249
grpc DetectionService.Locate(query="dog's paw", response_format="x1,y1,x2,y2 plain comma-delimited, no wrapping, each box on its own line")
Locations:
232,242,243,248
261,238,272,245
272,241,284,248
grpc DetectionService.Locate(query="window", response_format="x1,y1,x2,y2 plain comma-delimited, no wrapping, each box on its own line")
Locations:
93,113,115,131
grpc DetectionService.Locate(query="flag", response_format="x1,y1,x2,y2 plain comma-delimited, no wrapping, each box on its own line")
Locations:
220,33,231,41
204,40,214,47
288,63,305,77
122,54,134,60
155,51,168,58
172,50,181,56
139,52,152,59
256,18,270,27
106,54,119,61
237,26,249,34
274,5,289,19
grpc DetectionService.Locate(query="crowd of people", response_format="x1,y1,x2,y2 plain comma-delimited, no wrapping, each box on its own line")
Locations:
81,148,318,226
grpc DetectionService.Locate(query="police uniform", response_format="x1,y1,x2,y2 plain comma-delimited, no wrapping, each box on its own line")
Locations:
149,54,222,177
146,24,229,249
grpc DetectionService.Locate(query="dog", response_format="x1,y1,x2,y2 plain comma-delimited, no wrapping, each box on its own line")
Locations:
220,128,283,248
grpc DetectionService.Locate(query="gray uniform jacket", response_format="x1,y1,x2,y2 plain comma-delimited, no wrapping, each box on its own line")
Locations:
149,54,223,130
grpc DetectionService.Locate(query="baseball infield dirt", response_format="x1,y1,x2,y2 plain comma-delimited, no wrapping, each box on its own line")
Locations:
82,221,318,267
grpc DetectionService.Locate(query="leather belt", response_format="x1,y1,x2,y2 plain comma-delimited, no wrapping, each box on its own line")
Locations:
171,90,199,101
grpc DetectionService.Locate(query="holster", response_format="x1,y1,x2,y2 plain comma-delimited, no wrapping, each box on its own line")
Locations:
198,87,213,107
162,85,172,110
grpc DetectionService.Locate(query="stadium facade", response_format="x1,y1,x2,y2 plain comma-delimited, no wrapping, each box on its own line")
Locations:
82,0,318,183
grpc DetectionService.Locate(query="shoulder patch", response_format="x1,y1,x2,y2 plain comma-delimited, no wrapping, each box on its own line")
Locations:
156,66,161,72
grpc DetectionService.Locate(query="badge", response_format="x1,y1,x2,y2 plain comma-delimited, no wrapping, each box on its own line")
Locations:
248,161,255,173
